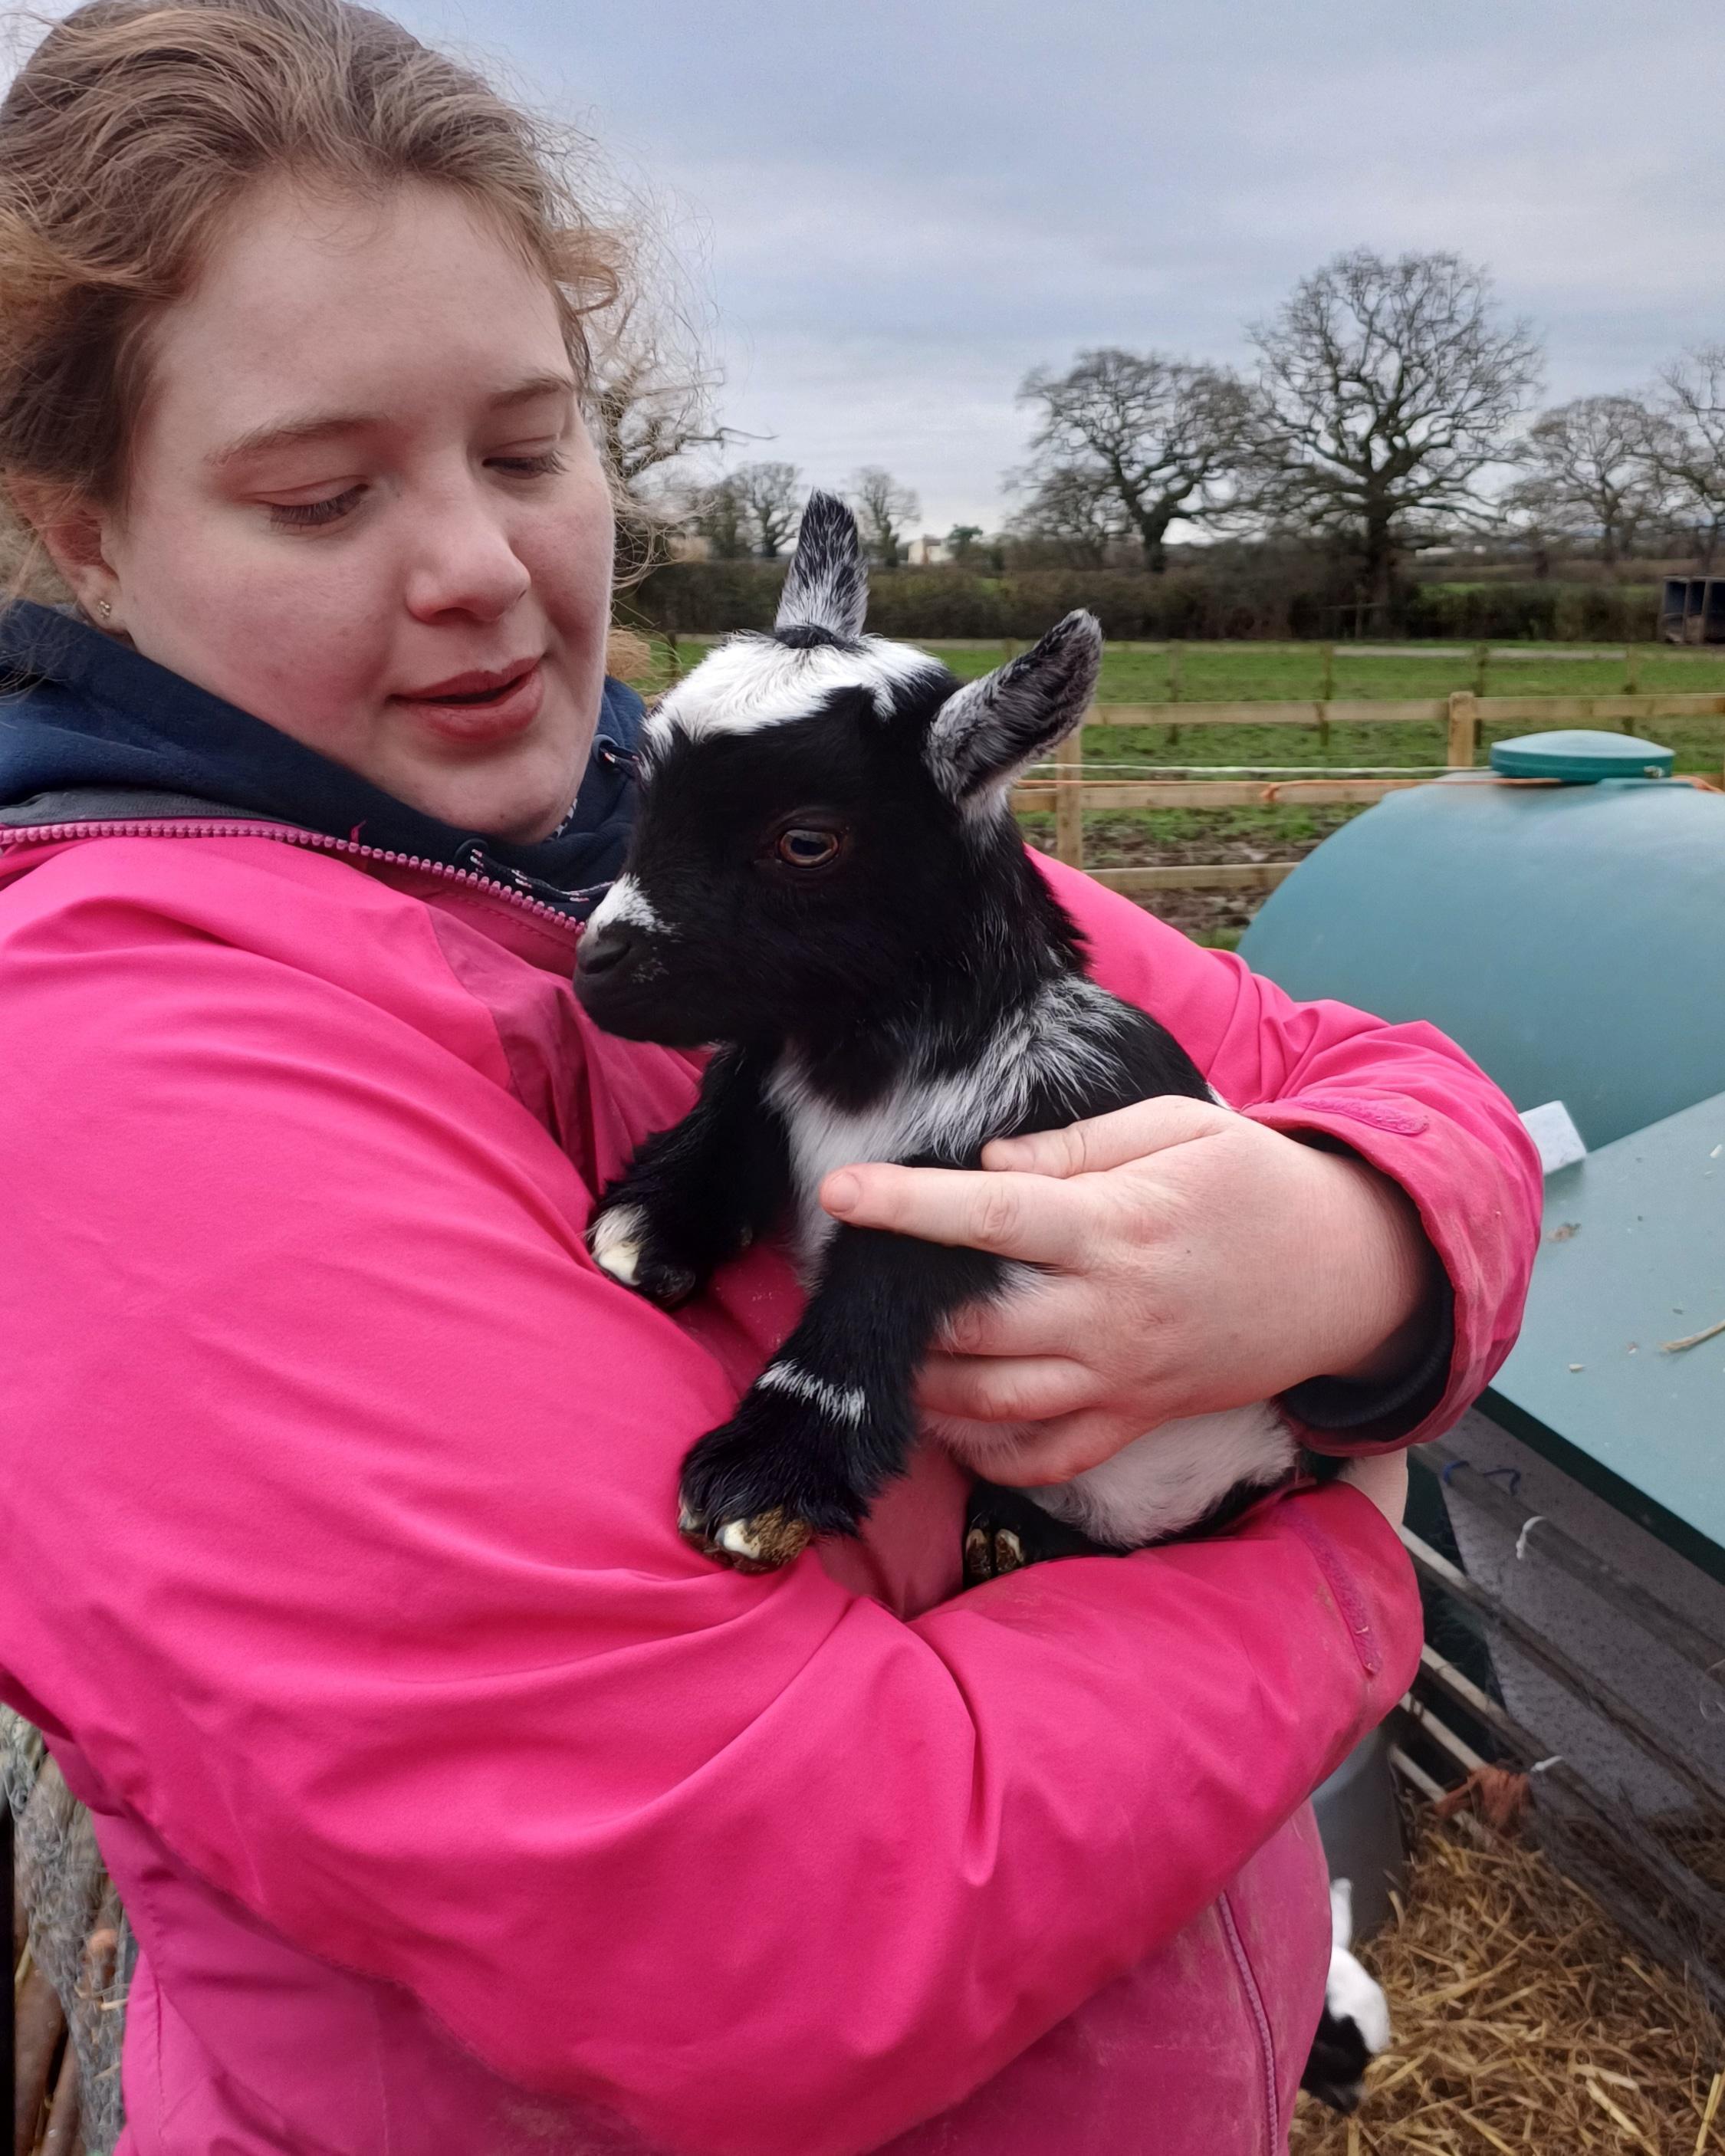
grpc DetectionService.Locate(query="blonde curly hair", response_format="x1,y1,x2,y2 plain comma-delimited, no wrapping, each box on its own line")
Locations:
0,0,628,577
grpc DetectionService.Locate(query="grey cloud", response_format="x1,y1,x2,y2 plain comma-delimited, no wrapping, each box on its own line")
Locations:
404,0,1725,530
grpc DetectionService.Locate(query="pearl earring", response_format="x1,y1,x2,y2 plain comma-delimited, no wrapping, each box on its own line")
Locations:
97,598,112,620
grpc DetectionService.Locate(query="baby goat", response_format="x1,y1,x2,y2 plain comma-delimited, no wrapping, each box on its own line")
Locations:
575,492,1296,1573
1301,1879,1393,2115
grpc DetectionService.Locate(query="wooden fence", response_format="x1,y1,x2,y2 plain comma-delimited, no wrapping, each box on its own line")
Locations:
1011,689,1725,896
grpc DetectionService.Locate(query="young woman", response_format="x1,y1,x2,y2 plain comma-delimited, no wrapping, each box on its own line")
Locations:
0,4,1540,2151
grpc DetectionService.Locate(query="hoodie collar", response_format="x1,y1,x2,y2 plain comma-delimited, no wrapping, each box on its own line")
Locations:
0,599,641,906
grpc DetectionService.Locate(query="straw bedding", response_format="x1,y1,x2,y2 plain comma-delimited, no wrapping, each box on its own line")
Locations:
1290,1801,1723,2154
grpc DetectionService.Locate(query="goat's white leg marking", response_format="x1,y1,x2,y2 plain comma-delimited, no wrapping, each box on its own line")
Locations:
589,1203,649,1287
755,1360,868,1427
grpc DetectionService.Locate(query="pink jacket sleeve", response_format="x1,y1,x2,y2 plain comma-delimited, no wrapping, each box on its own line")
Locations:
0,836,1421,2156
1038,859,1543,1451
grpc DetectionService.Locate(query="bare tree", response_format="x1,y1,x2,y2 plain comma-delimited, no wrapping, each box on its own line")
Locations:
1503,395,1669,565
730,461,803,558
846,467,920,567
1247,250,1543,620
684,474,751,560
586,295,741,576
1650,346,1725,568
588,301,734,501
1004,461,1125,567
1014,349,1251,572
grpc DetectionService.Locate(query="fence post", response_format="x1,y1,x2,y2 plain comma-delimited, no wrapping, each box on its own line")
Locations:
1318,642,1334,748
1054,725,1085,870
1474,642,1490,698
1166,641,1182,747
1447,689,1479,770
1624,645,1640,695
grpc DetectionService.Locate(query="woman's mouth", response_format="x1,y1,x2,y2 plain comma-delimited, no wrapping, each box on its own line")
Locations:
392,658,545,744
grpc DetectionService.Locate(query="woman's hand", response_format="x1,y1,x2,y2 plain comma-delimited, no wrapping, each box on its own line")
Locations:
819,1096,1439,1487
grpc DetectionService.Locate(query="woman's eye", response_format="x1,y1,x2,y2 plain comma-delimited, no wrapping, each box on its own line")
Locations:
267,486,365,532
491,449,568,478
775,827,843,868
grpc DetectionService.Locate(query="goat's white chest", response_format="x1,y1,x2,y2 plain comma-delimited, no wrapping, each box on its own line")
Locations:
768,1082,923,1263
765,1058,1010,1265
761,982,1122,1265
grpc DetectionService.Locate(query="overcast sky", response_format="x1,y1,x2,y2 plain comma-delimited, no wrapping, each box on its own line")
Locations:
394,2,1725,534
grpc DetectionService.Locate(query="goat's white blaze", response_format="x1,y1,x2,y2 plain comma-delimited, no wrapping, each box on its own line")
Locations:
645,633,945,745
586,874,665,938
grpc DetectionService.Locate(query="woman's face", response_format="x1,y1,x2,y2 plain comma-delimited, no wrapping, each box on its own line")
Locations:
90,179,616,842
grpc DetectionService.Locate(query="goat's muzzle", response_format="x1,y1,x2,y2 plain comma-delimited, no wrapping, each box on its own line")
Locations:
573,919,701,1043
576,919,639,981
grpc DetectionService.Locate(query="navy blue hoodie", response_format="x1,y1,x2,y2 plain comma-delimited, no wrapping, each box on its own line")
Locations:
0,598,642,911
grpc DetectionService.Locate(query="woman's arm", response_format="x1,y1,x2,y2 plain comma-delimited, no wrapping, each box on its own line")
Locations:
0,836,1421,2156
830,856,1543,1468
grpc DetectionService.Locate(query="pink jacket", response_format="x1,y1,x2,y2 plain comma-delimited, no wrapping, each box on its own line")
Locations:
0,817,1539,2156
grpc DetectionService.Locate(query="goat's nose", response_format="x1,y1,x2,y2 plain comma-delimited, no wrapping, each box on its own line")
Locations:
577,919,639,978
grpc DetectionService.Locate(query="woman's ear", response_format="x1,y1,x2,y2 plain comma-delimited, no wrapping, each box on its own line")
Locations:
6,479,121,623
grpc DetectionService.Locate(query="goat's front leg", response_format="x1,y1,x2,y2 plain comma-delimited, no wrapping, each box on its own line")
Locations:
589,1047,789,1309
679,1224,1007,1569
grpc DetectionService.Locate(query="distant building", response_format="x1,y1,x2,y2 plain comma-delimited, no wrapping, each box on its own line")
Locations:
909,534,949,566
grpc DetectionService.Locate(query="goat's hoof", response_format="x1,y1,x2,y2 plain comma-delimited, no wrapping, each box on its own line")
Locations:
588,1203,697,1307
682,1503,813,1573
964,1525,1026,1582
962,1481,1114,1584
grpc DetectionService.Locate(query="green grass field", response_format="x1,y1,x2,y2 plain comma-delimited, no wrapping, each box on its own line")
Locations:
621,636,1725,946
629,636,1725,771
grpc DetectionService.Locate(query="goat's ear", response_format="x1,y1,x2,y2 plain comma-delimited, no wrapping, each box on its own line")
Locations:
774,490,868,642
925,610,1102,810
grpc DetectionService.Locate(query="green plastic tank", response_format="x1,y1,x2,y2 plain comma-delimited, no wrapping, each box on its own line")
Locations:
1236,732,1725,1149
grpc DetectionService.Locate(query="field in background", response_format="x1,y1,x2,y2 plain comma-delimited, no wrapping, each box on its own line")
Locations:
619,638,1725,947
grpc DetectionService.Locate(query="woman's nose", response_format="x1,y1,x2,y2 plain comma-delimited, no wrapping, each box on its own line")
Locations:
404,489,532,624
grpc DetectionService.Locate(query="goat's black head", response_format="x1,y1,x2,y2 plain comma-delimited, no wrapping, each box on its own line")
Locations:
575,492,1101,1049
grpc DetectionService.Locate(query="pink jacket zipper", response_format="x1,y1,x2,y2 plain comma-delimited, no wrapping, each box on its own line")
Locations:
0,815,590,932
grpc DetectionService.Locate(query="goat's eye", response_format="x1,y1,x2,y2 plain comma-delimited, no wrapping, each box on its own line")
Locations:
774,826,843,869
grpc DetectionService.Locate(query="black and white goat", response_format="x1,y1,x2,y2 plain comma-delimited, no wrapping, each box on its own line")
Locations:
575,491,1296,1574
1300,1879,1393,2115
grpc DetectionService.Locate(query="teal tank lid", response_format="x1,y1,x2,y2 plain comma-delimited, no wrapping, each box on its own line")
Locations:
1489,728,1674,781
